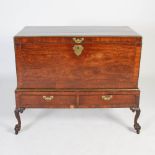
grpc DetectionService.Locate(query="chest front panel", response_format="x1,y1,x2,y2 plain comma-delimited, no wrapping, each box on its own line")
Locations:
15,37,141,89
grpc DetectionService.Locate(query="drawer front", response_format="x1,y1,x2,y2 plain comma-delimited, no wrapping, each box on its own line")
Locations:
15,37,141,89
20,94,77,108
16,90,139,108
79,95,136,108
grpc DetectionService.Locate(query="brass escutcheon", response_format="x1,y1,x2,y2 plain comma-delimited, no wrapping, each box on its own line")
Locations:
73,37,84,44
43,96,54,101
101,95,113,101
73,45,84,56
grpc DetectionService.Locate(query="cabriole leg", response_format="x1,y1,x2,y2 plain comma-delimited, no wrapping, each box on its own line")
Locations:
130,107,141,134
14,108,25,134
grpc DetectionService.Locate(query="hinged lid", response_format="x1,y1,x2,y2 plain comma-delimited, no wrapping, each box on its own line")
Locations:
14,26,142,45
15,26,141,37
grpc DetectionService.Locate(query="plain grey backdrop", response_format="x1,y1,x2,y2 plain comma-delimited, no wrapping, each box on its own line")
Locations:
0,0,155,155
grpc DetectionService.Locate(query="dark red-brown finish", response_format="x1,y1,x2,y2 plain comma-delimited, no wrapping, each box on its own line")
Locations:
14,26,142,134
14,37,141,89
15,89,140,108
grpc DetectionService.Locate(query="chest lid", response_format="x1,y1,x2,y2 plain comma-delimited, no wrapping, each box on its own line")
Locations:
14,26,142,45
15,26,141,37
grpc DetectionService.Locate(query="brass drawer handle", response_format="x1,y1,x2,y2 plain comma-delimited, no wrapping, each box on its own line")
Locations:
43,96,54,101
73,37,84,44
101,95,112,101
73,45,84,56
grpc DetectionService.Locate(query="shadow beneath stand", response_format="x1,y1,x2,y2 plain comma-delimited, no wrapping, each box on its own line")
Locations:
22,109,131,132
23,110,53,131
103,110,129,128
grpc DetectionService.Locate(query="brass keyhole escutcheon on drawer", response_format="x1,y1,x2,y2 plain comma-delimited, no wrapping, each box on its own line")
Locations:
70,105,75,108
101,95,113,101
43,96,54,101
73,37,84,44
73,45,84,56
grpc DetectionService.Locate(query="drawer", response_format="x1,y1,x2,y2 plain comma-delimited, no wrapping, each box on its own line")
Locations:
20,94,77,108
79,95,136,108
16,90,139,108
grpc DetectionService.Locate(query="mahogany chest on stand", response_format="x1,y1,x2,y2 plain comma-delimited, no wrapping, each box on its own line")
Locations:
14,26,142,134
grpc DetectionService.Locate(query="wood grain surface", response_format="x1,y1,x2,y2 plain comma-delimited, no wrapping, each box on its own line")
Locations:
14,27,142,108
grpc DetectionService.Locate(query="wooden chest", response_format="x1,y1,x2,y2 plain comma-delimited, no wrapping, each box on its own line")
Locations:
14,26,142,134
